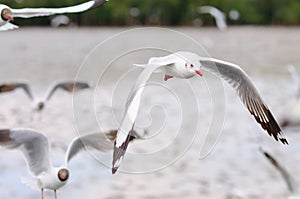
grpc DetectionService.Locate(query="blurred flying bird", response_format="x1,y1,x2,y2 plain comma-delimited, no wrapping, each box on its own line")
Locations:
0,0,108,31
50,15,70,27
198,6,227,31
260,148,299,198
0,128,141,199
112,51,288,174
279,65,300,129
0,81,91,112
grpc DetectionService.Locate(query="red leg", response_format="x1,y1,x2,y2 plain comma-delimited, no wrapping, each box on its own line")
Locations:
164,75,174,81
54,190,57,199
41,188,44,199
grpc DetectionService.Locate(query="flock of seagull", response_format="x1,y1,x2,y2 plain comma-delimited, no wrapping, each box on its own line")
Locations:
0,1,299,199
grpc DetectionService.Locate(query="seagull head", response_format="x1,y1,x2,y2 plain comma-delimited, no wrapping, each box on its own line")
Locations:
184,62,203,77
1,8,13,21
57,168,69,182
176,51,203,77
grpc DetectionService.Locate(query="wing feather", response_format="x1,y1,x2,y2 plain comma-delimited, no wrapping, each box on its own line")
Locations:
45,81,90,101
200,58,288,144
112,64,163,174
11,0,108,18
260,148,296,193
0,128,51,176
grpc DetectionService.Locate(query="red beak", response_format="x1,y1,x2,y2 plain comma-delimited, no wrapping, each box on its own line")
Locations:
195,70,203,76
7,15,13,21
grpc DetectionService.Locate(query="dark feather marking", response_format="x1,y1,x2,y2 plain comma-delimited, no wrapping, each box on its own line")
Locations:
112,129,135,174
0,129,11,142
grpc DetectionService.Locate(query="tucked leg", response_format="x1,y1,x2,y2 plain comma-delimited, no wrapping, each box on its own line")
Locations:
164,75,174,81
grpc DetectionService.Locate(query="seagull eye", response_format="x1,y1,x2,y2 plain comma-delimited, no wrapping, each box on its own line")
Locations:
190,64,194,68
58,168,69,182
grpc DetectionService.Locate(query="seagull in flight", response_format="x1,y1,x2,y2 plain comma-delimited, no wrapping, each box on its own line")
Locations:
279,65,300,129
198,5,227,31
112,51,288,174
260,148,299,198
0,81,91,111
0,0,108,31
0,128,140,199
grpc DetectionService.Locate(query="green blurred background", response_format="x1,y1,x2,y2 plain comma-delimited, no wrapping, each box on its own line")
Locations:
3,0,300,26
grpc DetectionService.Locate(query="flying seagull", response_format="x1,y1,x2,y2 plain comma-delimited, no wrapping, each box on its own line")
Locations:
112,51,288,174
279,65,300,128
0,0,108,31
0,128,140,199
0,81,91,111
260,148,299,198
198,5,227,31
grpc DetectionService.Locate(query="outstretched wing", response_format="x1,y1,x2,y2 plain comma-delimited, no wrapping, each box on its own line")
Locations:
0,128,51,176
200,57,288,144
0,83,33,100
198,6,227,31
11,0,108,18
112,63,165,174
65,130,139,164
45,81,90,101
0,22,18,31
260,148,296,193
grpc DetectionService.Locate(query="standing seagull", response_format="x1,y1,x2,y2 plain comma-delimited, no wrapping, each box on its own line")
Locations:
0,81,91,111
112,51,288,174
0,0,108,31
198,5,227,31
260,148,299,198
0,128,140,199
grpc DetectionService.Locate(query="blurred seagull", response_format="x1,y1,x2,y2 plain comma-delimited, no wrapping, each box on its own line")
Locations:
198,5,227,31
0,0,108,31
260,148,299,198
280,65,300,128
0,81,91,112
112,51,288,174
50,15,70,27
288,65,300,100
0,128,140,199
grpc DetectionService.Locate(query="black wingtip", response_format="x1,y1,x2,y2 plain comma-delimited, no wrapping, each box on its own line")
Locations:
91,0,108,9
112,167,118,174
280,138,289,145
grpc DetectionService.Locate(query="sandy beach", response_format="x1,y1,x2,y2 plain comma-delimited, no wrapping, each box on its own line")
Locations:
0,27,299,199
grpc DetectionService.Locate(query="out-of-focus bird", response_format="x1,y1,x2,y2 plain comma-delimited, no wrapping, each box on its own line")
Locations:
0,81,91,112
260,148,299,198
280,65,300,128
198,5,227,31
0,128,141,199
0,0,108,31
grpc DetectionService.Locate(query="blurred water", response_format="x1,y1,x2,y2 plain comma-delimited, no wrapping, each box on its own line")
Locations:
0,27,299,199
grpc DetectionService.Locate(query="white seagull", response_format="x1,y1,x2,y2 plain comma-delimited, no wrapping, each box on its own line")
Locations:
280,65,300,128
198,5,227,31
0,0,108,31
260,148,299,198
0,81,91,111
112,51,288,174
0,128,140,199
